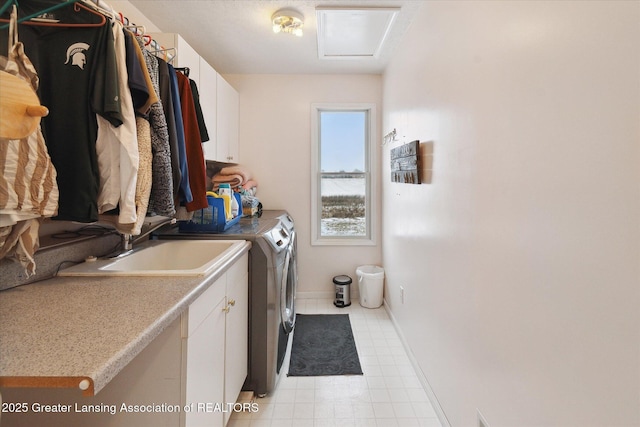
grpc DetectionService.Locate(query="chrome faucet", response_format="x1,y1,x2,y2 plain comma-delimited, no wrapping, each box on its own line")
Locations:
121,233,134,252
117,217,177,256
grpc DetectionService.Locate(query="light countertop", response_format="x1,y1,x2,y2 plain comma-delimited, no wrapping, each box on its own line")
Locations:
0,241,250,396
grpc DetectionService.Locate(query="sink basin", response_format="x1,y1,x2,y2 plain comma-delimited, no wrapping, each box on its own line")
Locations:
58,240,247,276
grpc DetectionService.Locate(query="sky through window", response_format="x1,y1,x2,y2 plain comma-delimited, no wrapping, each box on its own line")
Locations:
320,111,366,172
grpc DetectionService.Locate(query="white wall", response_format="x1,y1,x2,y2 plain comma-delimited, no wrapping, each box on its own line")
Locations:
382,1,640,426
225,74,383,297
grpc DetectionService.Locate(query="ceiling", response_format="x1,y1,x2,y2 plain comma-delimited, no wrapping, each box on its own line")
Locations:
126,0,423,75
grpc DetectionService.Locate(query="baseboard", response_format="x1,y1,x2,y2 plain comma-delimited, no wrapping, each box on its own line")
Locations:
383,299,451,427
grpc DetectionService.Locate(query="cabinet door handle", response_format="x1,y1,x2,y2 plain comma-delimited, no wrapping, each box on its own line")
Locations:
222,306,230,313
228,299,236,307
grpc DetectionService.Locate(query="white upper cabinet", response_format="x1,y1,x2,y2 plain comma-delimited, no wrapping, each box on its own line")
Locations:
199,57,218,161
216,74,239,163
148,33,239,163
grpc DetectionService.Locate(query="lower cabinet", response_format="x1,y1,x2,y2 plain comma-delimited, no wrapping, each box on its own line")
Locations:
223,254,249,426
181,278,226,427
0,253,249,427
182,252,248,427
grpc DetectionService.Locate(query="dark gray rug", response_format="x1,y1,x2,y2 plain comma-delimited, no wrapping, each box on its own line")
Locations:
288,314,363,376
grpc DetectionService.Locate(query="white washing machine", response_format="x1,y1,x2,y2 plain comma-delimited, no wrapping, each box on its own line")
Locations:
155,210,297,396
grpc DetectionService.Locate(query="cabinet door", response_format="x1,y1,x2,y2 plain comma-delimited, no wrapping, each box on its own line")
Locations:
224,255,249,425
216,74,239,163
199,57,218,160
184,296,226,427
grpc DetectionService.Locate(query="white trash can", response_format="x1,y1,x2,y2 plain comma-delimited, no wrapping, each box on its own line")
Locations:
356,265,384,308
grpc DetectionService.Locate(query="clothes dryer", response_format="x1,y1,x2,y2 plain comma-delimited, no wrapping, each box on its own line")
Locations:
264,213,297,378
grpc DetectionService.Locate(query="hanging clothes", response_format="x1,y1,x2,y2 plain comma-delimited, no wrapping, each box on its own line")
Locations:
175,70,208,212
122,30,152,115
189,78,209,143
136,36,175,218
0,6,58,275
156,57,182,202
167,62,192,205
96,20,139,229
131,115,152,235
0,0,123,223
121,29,156,234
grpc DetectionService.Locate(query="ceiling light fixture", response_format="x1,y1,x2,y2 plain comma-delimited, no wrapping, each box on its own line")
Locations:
272,9,304,37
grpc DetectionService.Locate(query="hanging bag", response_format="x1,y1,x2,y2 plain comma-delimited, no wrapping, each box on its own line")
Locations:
0,5,59,276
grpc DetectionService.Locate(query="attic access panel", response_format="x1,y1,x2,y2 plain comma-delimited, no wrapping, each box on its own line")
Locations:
316,7,400,59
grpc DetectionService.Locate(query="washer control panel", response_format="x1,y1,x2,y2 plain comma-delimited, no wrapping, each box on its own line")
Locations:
264,222,290,252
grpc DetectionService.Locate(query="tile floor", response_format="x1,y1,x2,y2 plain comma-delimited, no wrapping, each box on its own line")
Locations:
228,298,442,427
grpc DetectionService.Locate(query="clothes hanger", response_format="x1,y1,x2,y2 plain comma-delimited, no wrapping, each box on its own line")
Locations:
149,47,176,63
124,24,145,36
175,67,190,77
0,0,106,29
0,0,17,18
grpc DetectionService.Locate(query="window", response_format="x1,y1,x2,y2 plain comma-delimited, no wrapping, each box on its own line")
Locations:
311,104,376,245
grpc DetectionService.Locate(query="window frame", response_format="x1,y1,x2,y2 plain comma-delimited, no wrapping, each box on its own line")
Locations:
310,103,377,246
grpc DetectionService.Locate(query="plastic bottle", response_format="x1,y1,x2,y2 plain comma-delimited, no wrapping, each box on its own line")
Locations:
230,191,239,218
218,184,234,220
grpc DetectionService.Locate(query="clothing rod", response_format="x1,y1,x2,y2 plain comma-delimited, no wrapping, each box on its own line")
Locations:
1,0,175,62
82,0,115,19
22,0,80,22
0,0,81,26
89,0,111,10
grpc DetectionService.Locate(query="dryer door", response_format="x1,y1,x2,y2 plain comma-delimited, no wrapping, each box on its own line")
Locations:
280,235,297,333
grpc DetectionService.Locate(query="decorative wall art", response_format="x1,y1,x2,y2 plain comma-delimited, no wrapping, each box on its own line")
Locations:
390,140,420,184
